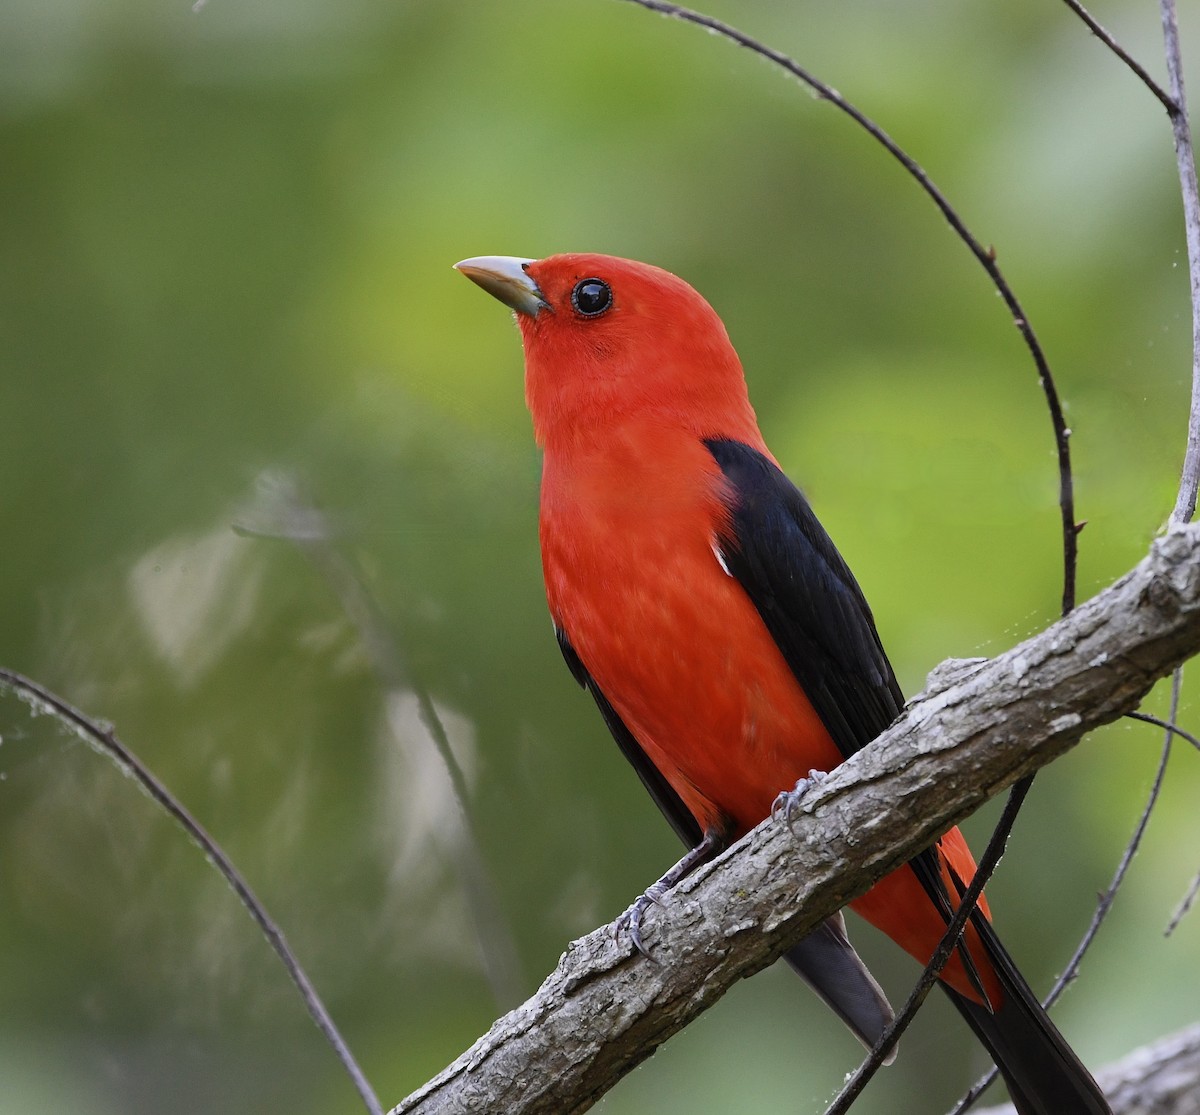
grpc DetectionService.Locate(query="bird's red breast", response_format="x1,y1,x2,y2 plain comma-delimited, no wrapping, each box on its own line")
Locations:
540,417,843,835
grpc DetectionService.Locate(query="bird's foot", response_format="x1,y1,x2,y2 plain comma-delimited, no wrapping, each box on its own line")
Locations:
613,828,728,959
614,881,670,960
771,769,830,829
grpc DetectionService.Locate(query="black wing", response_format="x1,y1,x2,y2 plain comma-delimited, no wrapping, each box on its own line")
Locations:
704,438,981,981
704,437,904,757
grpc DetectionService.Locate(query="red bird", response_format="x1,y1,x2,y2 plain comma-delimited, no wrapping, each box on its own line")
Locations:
456,252,1109,1115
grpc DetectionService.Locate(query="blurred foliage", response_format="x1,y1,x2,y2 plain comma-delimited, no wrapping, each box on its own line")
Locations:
1,1,1198,1112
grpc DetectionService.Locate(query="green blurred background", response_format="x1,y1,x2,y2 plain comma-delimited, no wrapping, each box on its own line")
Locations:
1,1,1198,1112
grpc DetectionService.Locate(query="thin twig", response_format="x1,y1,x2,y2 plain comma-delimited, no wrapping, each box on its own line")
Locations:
0,668,384,1115
1135,701,1200,936
949,678,1180,1115
1050,694,1178,1001
235,471,526,1008
1167,869,1200,936
1160,0,1200,525
1126,708,1200,752
953,6,1200,1109
825,781,1032,1115
1059,0,1178,115
613,0,1078,615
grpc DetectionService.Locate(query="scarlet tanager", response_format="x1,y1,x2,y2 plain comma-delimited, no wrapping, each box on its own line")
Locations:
455,252,1109,1115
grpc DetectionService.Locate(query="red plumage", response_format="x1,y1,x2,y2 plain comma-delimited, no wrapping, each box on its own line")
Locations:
523,253,991,997
456,251,1108,1115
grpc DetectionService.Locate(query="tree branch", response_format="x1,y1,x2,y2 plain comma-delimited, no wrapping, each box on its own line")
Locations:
1160,0,1200,526
1059,0,1178,115
0,667,384,1115
975,1022,1200,1115
391,523,1200,1115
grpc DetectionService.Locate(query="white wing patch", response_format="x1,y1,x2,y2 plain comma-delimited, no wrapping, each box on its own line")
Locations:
711,538,732,577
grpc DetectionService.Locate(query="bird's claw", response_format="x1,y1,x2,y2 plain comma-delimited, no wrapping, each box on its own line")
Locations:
771,769,829,829
615,883,668,960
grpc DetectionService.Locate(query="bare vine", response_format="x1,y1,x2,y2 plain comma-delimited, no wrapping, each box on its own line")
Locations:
825,783,1032,1115
1059,0,1178,114
1159,0,1200,525
0,668,384,1115
234,471,525,1010
615,0,1078,614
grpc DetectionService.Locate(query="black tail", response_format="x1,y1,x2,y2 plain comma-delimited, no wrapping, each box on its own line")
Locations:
785,913,896,1060
945,917,1110,1115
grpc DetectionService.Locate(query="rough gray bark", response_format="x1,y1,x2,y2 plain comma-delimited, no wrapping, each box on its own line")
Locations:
391,524,1200,1115
978,1023,1200,1115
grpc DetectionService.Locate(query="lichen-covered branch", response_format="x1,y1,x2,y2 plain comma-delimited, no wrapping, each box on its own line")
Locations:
391,525,1200,1115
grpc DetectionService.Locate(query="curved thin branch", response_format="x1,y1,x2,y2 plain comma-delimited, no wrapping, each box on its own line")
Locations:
1160,0,1200,526
951,681,1180,1115
1167,869,1200,936
235,471,525,1008
1126,707,1200,752
0,668,384,1115
613,0,1078,615
1138,699,1200,937
1051,701,1174,1008
1059,0,1178,115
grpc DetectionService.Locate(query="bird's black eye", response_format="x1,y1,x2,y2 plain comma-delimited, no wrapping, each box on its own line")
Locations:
571,278,612,318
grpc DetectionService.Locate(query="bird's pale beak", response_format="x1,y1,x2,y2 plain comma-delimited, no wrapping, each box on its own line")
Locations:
454,255,549,317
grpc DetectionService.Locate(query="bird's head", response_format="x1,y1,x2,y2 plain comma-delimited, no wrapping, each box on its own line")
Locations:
455,253,762,452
